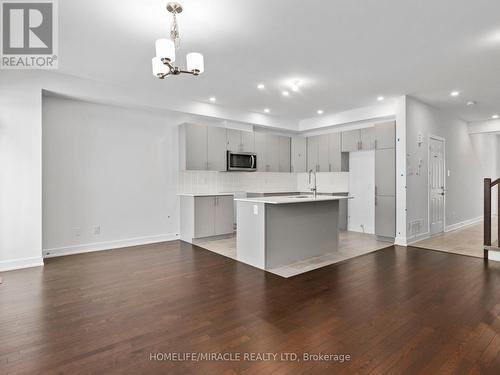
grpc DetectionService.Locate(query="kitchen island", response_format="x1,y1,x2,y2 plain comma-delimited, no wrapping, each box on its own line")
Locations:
235,195,352,270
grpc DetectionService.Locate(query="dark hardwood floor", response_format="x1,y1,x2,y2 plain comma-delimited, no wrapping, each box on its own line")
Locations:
2,242,500,374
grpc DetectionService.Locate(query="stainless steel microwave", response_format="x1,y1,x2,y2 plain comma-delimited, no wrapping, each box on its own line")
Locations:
227,151,257,171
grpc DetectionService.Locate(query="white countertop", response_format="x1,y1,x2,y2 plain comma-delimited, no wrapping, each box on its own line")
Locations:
178,193,234,197
234,195,353,205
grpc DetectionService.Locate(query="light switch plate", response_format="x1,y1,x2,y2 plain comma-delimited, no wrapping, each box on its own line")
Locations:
253,204,258,215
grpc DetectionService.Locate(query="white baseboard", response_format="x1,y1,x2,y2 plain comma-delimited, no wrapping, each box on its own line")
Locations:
445,216,483,233
394,236,408,246
406,231,431,245
0,256,44,272
43,233,179,258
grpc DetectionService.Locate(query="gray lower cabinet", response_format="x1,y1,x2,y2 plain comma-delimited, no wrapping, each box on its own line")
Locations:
375,195,396,239
194,196,215,238
180,195,234,243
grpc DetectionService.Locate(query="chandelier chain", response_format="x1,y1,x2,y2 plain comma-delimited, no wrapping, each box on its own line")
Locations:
170,13,180,49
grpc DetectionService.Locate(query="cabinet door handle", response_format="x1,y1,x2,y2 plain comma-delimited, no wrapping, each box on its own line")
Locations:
374,139,378,149
329,163,332,172
375,196,377,206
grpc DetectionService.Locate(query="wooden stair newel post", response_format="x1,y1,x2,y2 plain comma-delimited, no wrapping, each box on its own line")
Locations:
484,178,491,260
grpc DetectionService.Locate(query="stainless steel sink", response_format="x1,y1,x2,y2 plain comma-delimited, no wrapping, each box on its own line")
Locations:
292,195,313,199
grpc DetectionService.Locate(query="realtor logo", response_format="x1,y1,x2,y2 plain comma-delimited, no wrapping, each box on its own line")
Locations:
1,0,58,69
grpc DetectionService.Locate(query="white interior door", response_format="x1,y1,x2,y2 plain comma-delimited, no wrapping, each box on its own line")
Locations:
429,137,445,235
348,150,375,234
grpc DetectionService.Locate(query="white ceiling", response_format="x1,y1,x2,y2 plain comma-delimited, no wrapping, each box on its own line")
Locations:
58,0,500,126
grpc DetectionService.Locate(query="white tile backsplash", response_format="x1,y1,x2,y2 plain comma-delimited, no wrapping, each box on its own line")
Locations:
296,172,349,193
179,170,349,194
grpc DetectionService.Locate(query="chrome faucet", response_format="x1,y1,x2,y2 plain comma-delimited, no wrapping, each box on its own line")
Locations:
308,169,317,198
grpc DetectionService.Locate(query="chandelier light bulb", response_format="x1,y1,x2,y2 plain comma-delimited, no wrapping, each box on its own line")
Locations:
152,57,169,77
186,52,204,74
155,39,176,62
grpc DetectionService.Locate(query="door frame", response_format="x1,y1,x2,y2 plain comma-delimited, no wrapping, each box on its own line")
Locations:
427,134,446,235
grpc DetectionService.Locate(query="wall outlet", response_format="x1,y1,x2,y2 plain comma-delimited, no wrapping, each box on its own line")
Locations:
73,227,81,237
253,204,258,215
93,225,101,235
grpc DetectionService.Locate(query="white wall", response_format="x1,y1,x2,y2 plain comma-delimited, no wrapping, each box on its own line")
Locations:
0,78,43,271
42,96,182,257
470,133,499,215
406,97,491,241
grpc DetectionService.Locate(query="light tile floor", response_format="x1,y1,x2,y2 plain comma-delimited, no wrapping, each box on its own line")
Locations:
412,217,498,259
194,231,392,278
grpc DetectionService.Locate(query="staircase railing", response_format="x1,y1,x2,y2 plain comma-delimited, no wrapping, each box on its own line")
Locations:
484,177,500,260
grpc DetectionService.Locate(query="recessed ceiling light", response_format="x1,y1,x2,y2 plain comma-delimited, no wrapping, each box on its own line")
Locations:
492,114,499,119
264,108,270,113
450,91,460,97
377,96,385,101
317,110,324,115
282,91,290,97
466,101,476,106
257,83,265,90
209,97,216,102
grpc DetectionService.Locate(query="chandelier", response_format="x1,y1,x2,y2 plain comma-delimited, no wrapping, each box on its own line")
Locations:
152,2,204,78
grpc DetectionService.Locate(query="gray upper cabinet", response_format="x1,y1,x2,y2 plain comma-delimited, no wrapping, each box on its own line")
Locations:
254,132,267,172
291,136,307,173
266,134,280,172
207,126,227,171
306,133,342,172
341,128,376,151
279,136,291,172
360,127,376,150
185,123,208,170
318,135,330,172
226,129,241,152
181,124,291,172
341,130,360,152
375,120,396,149
328,133,342,172
307,136,319,172
226,129,255,153
241,131,254,153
